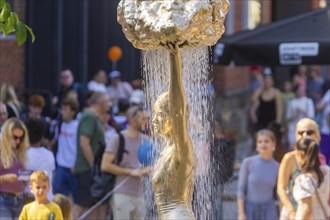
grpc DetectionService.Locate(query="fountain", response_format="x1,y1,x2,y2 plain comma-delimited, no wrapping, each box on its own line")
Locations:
117,0,229,219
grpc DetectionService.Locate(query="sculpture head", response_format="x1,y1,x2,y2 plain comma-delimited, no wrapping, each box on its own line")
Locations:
153,92,171,136
118,0,229,51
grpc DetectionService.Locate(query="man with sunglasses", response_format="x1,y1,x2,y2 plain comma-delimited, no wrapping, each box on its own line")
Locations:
0,102,8,134
277,118,325,220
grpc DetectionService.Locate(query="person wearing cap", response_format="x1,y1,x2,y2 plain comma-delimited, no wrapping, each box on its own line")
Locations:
107,70,133,115
249,66,263,94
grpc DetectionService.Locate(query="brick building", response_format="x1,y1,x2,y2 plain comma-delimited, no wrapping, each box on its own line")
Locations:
0,0,328,104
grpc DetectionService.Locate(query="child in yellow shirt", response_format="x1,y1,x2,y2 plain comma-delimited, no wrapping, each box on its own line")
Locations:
19,171,63,220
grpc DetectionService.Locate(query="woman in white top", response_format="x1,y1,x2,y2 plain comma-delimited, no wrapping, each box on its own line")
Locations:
293,137,330,220
286,84,315,148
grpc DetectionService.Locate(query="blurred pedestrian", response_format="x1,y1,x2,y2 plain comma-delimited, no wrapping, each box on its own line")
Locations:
250,74,282,132
25,118,55,200
292,65,307,88
0,118,29,219
107,70,133,115
280,81,295,147
211,117,235,219
293,137,330,219
306,66,324,104
100,106,116,146
0,102,8,133
53,69,86,113
248,66,263,94
237,129,279,220
87,70,108,93
113,98,129,131
101,106,151,220
286,84,315,149
72,91,108,220
52,98,79,197
277,118,324,220
0,84,24,118
316,88,330,165
20,94,53,148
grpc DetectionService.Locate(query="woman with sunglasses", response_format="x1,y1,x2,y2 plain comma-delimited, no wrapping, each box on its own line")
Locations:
277,118,326,220
0,118,30,219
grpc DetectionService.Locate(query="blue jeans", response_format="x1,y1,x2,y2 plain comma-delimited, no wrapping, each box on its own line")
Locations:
0,193,24,220
53,165,77,197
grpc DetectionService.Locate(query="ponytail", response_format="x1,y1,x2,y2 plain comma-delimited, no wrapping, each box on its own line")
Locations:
296,137,324,187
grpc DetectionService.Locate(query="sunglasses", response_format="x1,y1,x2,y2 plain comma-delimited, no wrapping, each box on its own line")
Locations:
297,130,315,136
13,135,24,142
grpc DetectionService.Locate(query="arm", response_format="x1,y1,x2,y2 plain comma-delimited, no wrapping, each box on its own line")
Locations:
79,135,94,168
101,152,132,176
0,173,18,184
237,199,246,220
237,159,249,220
277,153,295,214
275,90,283,123
169,50,193,160
298,197,312,220
249,90,260,123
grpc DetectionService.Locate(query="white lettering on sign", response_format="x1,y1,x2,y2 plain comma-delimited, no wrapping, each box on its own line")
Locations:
279,42,319,65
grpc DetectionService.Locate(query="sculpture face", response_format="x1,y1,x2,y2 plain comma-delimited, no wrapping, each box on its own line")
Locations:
152,93,170,136
118,0,229,50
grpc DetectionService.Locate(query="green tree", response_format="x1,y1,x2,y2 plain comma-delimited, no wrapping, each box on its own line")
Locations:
0,0,35,46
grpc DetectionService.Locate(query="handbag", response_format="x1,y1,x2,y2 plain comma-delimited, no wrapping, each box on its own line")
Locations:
90,132,126,202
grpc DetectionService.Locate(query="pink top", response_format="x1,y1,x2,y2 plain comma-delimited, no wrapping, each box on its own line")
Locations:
0,159,26,194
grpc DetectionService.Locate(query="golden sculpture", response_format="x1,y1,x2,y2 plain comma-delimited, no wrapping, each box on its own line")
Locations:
152,49,196,219
117,0,229,218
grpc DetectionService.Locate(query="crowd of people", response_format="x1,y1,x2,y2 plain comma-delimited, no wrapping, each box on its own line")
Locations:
238,65,330,220
0,68,151,220
0,64,329,220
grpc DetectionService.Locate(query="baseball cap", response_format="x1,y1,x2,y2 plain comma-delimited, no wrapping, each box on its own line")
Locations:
109,70,121,79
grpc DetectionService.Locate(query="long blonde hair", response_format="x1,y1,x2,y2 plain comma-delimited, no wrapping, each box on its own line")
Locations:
0,84,19,104
0,118,29,168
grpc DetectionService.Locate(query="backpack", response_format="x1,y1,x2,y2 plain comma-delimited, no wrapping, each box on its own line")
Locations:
90,132,126,202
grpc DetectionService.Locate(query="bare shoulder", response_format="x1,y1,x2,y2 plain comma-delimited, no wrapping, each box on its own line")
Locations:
281,151,296,166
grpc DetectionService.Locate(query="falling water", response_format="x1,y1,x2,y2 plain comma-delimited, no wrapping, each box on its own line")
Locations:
142,47,215,219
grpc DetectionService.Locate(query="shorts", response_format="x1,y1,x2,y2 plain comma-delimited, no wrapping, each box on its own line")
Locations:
53,165,77,197
73,170,95,207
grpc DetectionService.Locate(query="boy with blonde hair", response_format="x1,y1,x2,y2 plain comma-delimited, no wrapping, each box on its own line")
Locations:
19,171,63,220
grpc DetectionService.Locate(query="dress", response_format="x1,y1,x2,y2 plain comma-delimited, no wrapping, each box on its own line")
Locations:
293,165,330,220
257,96,276,130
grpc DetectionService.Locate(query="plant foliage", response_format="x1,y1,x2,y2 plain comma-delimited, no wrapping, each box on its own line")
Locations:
0,0,35,46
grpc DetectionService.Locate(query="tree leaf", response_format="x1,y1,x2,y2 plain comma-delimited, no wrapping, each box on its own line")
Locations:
0,3,10,22
15,21,27,46
0,0,6,9
2,11,14,35
24,24,35,42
